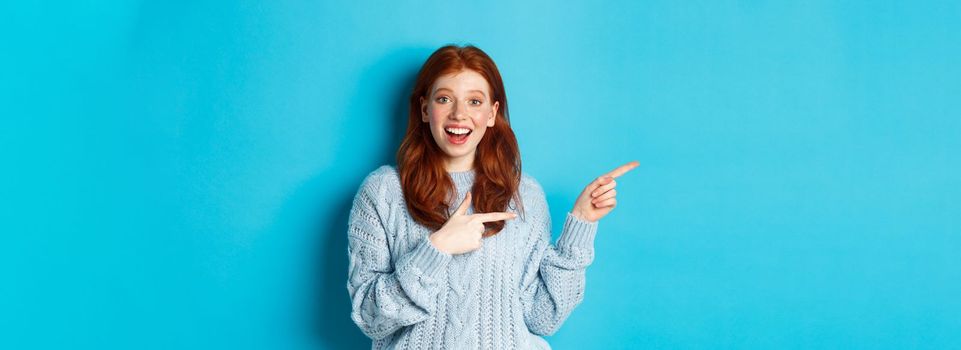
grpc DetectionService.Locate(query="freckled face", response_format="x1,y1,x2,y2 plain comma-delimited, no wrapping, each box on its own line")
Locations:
421,70,500,168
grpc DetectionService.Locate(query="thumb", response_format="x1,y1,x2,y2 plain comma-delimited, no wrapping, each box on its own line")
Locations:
454,191,472,216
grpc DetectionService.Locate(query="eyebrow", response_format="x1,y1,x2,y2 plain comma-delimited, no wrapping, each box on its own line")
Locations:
433,87,487,98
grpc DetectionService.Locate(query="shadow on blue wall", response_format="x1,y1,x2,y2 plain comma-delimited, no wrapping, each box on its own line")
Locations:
305,47,431,348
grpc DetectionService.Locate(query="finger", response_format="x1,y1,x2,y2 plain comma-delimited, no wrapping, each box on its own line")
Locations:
454,191,472,216
587,175,614,194
473,211,518,223
604,160,640,179
592,189,617,204
591,179,616,198
594,197,617,208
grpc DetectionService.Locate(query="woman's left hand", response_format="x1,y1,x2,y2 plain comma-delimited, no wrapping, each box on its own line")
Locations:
571,161,639,223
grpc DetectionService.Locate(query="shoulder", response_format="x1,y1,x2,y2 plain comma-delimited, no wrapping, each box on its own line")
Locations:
359,164,400,189
517,172,551,234
518,171,548,209
355,164,402,204
520,172,543,194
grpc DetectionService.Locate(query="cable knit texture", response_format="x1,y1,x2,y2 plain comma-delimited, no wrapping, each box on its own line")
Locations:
347,165,598,349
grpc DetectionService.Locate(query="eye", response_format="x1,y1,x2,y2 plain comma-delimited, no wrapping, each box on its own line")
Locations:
436,96,450,103
469,99,483,105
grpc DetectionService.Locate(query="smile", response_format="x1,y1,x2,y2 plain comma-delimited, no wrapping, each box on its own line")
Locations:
444,127,472,145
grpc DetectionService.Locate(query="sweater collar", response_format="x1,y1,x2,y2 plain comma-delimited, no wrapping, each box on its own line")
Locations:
448,168,475,190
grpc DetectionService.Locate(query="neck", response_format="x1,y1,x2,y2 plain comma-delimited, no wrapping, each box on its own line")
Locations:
444,153,475,172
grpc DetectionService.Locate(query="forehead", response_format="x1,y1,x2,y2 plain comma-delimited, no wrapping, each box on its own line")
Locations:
431,70,491,95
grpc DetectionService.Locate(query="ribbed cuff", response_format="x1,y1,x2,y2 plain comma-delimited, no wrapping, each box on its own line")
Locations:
405,235,453,277
556,212,598,250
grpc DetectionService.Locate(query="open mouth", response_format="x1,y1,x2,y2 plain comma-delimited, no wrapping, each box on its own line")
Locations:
445,127,472,145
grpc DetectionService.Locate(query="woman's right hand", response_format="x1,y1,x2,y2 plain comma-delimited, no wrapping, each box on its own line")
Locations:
429,191,517,255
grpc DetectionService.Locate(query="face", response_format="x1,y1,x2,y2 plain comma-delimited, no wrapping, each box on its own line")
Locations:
420,69,500,171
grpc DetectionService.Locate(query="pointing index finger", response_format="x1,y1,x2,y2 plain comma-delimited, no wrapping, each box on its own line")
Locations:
604,160,640,179
473,212,518,223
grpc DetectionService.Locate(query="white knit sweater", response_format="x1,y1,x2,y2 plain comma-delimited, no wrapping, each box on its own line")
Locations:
347,165,598,349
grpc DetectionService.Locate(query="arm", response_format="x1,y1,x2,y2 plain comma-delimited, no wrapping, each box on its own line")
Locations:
346,174,452,340
520,185,599,336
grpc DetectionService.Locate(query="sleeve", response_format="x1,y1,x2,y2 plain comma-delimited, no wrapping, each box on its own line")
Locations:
346,171,453,340
519,183,599,336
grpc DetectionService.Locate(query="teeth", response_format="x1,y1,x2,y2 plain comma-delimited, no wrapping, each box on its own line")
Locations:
445,127,471,135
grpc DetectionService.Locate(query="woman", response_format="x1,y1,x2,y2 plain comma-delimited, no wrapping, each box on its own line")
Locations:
347,44,638,349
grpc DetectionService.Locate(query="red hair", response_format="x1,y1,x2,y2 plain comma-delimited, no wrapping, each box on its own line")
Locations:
396,45,523,237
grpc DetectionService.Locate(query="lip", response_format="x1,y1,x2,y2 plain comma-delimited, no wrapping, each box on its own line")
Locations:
445,130,470,145
443,124,473,145
444,124,473,131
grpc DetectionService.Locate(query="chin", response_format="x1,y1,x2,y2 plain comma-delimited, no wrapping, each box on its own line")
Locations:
442,148,471,158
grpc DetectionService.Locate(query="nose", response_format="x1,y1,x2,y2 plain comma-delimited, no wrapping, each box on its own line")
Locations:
450,100,469,120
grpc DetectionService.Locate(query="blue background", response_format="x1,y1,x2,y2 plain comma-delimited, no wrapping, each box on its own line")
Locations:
2,1,959,349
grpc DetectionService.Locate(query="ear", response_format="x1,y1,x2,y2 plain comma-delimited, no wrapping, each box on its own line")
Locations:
420,96,429,122
487,101,499,127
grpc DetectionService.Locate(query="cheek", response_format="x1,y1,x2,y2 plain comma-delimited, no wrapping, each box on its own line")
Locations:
426,110,443,129
429,104,451,118
471,117,489,139
472,114,490,127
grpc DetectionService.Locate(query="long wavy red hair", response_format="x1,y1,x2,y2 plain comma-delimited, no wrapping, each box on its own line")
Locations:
396,45,523,237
